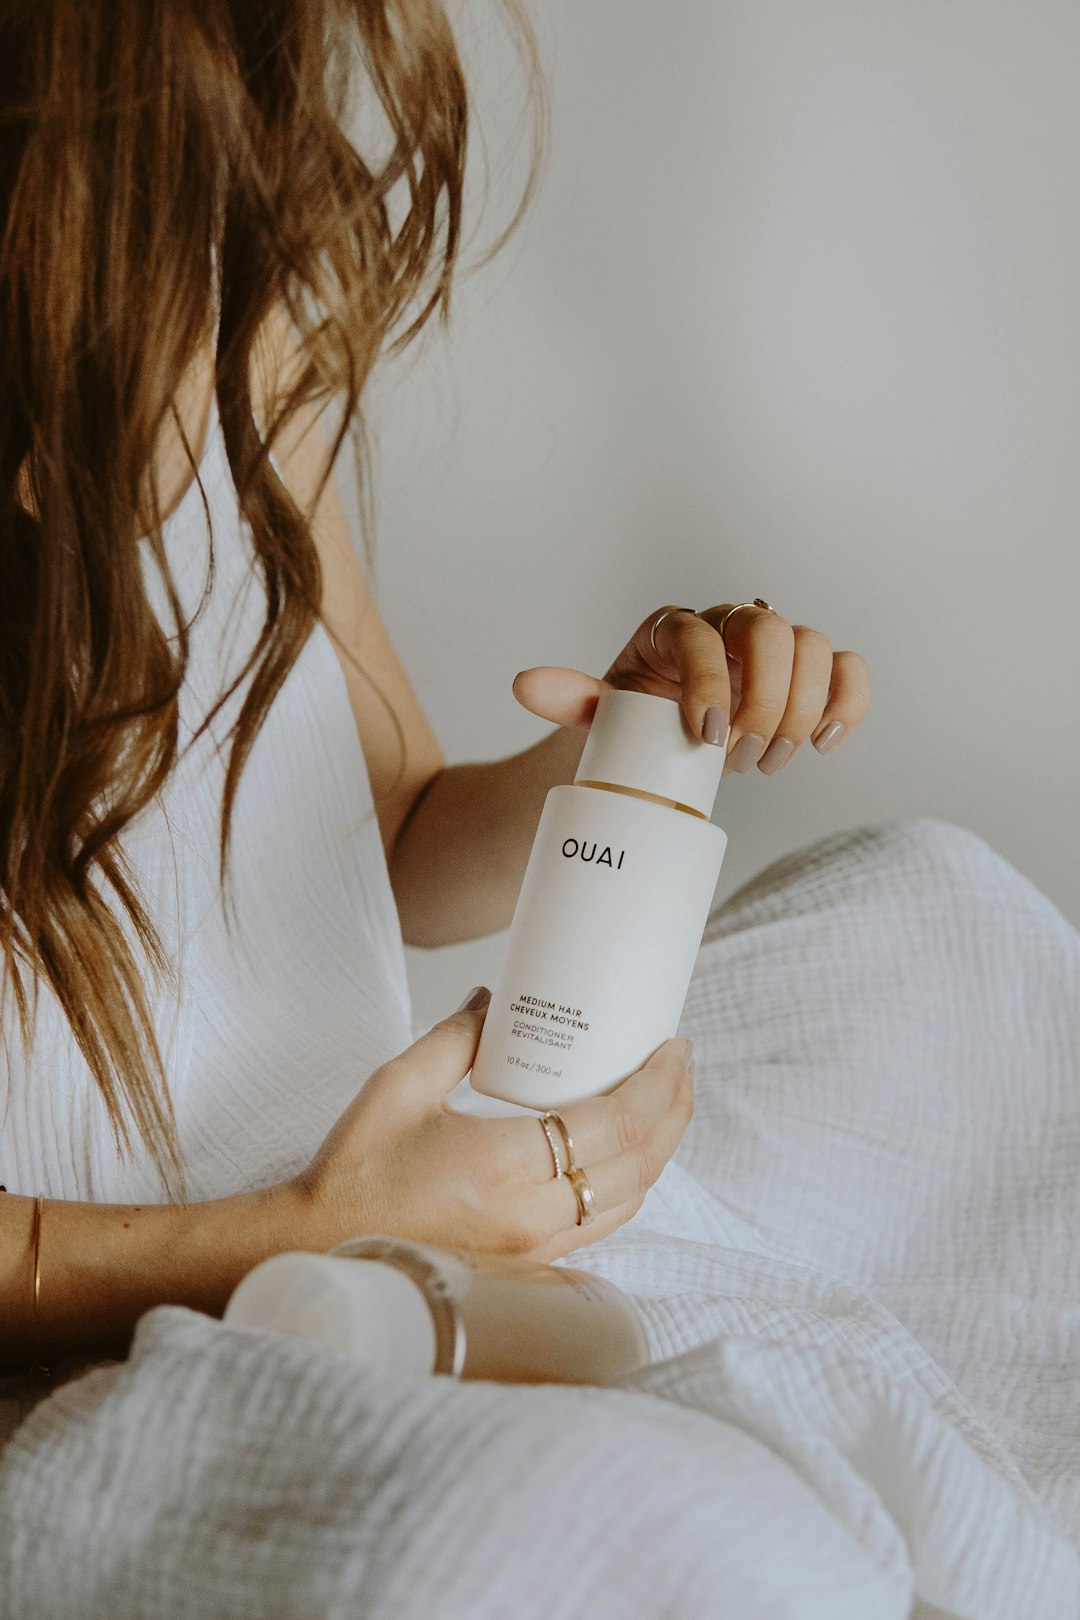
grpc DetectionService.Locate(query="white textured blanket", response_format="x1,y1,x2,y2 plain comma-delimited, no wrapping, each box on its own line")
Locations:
1,816,1077,1618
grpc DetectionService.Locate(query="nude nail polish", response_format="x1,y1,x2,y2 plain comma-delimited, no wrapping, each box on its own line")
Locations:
455,985,491,1013
812,721,845,755
757,736,795,774
702,705,729,747
728,733,766,773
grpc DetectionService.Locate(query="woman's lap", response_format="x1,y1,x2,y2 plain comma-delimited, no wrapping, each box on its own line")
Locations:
673,813,1079,1291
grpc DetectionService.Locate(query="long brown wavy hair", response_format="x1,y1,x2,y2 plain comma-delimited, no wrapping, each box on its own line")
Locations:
0,1,544,1202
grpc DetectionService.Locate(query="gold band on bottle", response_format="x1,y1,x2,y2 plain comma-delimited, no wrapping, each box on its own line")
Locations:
575,780,708,820
330,1234,467,1378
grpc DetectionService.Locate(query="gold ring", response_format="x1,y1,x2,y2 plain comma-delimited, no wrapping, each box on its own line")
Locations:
716,599,777,641
648,606,699,657
541,1110,576,1175
566,1167,596,1227
538,1115,565,1179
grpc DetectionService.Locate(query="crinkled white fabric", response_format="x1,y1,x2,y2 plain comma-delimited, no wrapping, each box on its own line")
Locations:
1,814,1078,1617
0,389,413,1430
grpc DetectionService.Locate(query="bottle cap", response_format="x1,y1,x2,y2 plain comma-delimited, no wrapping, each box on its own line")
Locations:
223,1251,438,1377
573,688,726,819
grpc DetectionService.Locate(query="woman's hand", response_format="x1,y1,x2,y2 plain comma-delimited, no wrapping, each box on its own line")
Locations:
511,602,870,776
283,988,695,1265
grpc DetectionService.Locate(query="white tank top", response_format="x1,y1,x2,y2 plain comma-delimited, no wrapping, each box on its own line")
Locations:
0,387,415,1205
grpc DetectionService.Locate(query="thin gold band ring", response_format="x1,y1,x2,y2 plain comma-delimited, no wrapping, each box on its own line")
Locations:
650,599,778,658
716,598,777,640
566,1167,597,1227
648,606,698,656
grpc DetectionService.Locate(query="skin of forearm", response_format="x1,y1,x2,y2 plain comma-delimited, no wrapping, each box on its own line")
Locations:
388,722,589,949
0,1181,307,1369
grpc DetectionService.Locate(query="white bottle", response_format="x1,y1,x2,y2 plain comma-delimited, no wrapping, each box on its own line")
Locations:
470,688,727,1110
223,1235,650,1385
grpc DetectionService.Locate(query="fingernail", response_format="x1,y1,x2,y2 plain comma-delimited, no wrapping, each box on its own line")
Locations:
702,705,729,747
681,1037,695,1068
812,720,845,755
727,733,766,772
757,736,794,774
455,984,491,1013
686,1055,696,1084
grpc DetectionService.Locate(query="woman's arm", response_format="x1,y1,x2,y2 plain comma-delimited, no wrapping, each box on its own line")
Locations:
387,721,588,947
1,1006,696,1371
0,1183,305,1369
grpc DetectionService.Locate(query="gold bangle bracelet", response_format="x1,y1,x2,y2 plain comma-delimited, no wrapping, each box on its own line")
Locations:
26,1193,53,1382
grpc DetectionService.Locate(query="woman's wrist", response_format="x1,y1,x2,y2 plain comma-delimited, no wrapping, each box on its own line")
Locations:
272,1167,365,1259
250,1175,317,1254
0,1178,316,1370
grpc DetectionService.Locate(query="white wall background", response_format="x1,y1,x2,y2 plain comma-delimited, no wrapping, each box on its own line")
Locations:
341,0,1080,1033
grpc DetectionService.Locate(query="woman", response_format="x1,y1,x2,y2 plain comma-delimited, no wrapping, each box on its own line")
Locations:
0,0,869,1392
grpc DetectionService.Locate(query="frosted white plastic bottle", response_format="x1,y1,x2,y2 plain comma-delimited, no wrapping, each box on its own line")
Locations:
222,1235,650,1384
470,688,728,1109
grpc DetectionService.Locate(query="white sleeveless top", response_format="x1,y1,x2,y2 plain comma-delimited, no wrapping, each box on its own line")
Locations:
0,387,415,1206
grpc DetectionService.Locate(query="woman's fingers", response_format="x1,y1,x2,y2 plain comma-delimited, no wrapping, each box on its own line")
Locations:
501,1037,693,1188
646,607,734,744
510,665,611,729
693,605,869,773
532,1063,694,1253
482,1038,695,1258
809,649,872,756
529,1196,642,1263
513,607,869,778
694,603,795,772
756,624,836,773
574,1068,694,1209
373,994,493,1111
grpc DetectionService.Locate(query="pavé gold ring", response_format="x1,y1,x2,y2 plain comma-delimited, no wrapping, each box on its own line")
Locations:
539,1110,576,1177
538,1115,565,1179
